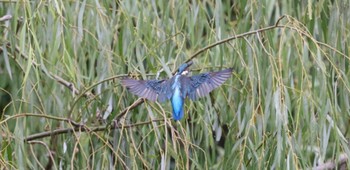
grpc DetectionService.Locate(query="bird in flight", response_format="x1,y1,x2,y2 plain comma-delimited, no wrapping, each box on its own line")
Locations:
121,61,232,120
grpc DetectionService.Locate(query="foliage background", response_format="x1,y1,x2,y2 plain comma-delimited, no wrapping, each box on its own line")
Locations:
1,0,350,169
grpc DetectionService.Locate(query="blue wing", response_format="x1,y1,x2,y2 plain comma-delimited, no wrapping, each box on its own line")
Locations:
121,77,171,102
185,68,233,100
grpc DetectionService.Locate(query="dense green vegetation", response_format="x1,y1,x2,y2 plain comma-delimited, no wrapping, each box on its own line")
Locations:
1,0,350,169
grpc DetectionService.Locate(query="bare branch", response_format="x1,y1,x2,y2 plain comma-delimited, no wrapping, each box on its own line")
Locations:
24,118,164,142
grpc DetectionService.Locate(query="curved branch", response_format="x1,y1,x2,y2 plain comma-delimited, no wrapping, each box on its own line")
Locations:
186,15,286,62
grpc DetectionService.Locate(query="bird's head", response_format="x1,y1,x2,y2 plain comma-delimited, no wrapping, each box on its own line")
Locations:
177,61,193,75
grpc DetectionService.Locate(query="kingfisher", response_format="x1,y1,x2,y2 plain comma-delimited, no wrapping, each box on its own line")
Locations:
121,61,232,120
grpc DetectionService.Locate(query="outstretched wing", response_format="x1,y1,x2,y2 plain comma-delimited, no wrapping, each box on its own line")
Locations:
185,68,232,100
121,77,170,102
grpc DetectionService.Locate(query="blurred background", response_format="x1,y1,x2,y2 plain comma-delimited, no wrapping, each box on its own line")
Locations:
1,0,350,169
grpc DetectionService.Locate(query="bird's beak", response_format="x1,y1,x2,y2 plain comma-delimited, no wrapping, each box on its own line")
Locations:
187,61,193,67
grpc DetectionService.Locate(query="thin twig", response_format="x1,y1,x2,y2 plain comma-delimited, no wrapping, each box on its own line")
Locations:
27,140,58,170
